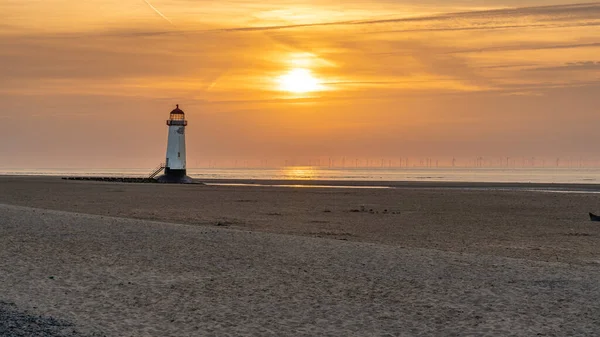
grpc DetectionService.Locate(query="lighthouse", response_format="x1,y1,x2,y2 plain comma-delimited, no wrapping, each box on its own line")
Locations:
156,104,193,183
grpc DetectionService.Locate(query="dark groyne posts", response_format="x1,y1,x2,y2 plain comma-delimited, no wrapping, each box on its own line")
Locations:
62,177,199,184
62,177,158,183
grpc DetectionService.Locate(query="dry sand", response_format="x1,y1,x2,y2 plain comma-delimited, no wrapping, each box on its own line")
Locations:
1,176,600,336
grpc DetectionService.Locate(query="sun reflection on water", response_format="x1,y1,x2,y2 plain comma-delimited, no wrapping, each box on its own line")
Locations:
282,166,317,180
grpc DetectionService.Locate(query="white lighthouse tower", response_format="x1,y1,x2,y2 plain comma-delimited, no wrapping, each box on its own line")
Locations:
157,104,193,183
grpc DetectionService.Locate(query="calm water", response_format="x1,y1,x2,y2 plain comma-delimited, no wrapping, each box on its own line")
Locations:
2,167,600,184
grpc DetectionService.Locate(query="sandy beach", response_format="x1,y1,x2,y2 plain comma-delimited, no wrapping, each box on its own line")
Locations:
1,176,600,336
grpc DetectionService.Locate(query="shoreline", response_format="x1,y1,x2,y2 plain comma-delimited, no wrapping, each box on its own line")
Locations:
4,174,600,191
199,178,600,191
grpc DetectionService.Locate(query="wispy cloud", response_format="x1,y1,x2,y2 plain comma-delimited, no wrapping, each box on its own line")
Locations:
448,42,600,54
526,61,600,72
25,2,597,38
215,2,600,33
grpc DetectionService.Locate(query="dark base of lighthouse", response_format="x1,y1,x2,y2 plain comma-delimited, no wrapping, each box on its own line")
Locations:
156,169,194,184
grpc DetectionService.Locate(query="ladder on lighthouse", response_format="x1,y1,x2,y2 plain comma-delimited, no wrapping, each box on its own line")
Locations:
148,163,166,179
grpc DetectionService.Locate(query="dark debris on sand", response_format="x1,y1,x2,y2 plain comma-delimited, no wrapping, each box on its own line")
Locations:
0,301,104,337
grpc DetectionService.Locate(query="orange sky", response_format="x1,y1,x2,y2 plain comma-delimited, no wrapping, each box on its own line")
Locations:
1,1,599,168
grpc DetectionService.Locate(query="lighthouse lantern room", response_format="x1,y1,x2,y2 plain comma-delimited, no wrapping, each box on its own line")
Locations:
157,104,193,183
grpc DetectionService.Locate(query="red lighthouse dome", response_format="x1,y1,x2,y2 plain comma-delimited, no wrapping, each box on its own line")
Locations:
170,104,184,115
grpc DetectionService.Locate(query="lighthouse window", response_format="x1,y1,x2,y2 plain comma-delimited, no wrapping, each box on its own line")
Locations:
178,152,180,158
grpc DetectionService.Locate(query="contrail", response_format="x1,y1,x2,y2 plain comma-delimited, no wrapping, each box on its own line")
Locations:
142,0,174,26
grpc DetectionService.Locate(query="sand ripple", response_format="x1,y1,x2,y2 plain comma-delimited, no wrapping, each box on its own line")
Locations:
1,204,599,336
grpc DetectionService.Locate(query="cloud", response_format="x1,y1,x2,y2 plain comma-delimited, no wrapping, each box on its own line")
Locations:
1,1,599,101
377,21,600,35
526,61,600,72
24,2,597,39
217,2,600,32
448,42,600,54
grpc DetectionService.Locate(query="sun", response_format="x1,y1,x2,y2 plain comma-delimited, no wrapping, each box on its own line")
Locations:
277,68,322,93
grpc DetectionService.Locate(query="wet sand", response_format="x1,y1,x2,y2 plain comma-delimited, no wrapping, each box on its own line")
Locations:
1,176,600,336
1,176,600,264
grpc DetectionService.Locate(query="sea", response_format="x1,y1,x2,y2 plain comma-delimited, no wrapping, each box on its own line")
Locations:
2,167,600,185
